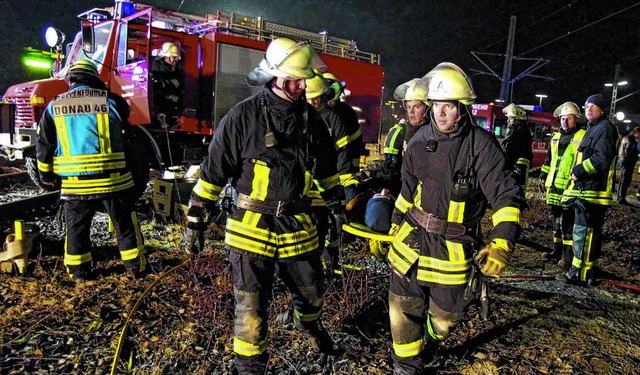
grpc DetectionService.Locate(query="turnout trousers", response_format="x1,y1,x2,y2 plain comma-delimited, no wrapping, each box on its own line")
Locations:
389,265,468,374
569,199,607,282
230,249,325,374
63,197,145,278
549,204,575,263
617,164,634,202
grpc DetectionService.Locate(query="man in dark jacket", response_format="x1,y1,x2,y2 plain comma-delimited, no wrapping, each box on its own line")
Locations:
616,125,640,204
36,59,146,282
150,42,184,126
501,103,533,188
561,94,618,285
183,38,345,373
387,63,526,374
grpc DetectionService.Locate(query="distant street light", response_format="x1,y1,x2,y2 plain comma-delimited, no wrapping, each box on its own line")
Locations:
616,111,625,121
535,94,548,107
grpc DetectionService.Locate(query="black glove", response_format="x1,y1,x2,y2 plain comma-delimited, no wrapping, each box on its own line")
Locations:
38,170,60,191
326,199,348,237
182,200,208,254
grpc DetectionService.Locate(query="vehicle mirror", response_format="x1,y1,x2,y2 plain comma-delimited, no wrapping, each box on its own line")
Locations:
81,20,95,54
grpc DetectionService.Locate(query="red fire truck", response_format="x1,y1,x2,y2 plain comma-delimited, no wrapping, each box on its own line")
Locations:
471,103,559,168
0,1,384,173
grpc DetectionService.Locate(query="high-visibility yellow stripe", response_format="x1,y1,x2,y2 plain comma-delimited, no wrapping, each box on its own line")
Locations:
37,160,53,173
583,158,596,174
233,337,267,357
251,162,270,200
492,206,521,226
61,172,128,187
315,174,340,192
61,179,134,195
447,201,465,223
395,194,413,214
54,152,126,163
192,178,223,201
64,252,92,266
54,161,127,174
393,339,424,358
54,116,71,156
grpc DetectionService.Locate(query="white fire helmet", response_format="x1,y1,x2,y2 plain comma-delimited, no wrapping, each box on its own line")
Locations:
422,62,476,105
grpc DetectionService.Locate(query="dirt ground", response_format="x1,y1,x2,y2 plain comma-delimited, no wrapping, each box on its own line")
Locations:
1,180,640,374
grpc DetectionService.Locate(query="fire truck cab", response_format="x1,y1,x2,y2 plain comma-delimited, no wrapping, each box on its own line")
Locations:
1,1,384,171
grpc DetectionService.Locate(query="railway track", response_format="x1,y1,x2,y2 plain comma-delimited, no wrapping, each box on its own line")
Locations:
0,171,60,225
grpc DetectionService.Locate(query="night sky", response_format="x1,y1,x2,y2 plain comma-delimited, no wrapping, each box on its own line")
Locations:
3,0,640,118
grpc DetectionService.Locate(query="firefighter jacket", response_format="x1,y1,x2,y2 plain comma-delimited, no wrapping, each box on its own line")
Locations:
540,127,586,205
618,133,638,168
383,120,427,176
318,102,363,185
562,116,618,206
501,122,533,180
389,115,525,286
36,84,134,200
191,86,341,259
150,57,184,117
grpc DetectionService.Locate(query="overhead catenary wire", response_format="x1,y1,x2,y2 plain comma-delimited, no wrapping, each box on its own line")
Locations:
521,1,640,56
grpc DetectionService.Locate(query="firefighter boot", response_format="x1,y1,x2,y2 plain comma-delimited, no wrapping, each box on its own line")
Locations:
294,317,343,355
543,241,563,262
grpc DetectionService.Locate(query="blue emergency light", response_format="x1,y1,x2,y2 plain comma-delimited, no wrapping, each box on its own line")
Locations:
114,1,136,19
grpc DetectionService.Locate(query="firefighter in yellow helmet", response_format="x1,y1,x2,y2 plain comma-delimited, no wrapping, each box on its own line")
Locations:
151,41,184,127
387,63,525,374
501,103,533,188
184,38,344,373
35,59,147,282
305,71,362,274
538,102,586,268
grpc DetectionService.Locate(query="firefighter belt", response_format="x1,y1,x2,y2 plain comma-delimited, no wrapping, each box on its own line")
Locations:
237,193,312,217
407,206,467,237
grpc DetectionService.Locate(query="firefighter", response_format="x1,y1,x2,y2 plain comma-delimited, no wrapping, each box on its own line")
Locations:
616,125,640,204
150,42,184,127
561,94,618,286
387,62,525,374
36,59,146,282
306,72,363,203
305,72,361,274
183,38,345,373
538,102,586,268
383,78,430,176
501,103,533,188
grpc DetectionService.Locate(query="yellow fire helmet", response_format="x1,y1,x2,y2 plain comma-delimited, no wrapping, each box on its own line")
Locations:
553,101,582,118
393,78,429,103
258,38,326,80
305,71,329,99
158,42,181,58
502,103,527,120
422,62,476,105
323,72,345,102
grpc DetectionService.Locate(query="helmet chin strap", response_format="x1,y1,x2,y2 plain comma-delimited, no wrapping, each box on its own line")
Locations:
272,78,298,102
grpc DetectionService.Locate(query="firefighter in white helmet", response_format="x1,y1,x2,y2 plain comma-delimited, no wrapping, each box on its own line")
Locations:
501,103,533,188
151,42,184,127
538,102,586,268
185,37,344,373
387,63,525,374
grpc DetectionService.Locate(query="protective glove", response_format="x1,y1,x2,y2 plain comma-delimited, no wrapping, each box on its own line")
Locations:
38,170,60,191
326,199,348,237
182,200,208,255
474,239,513,277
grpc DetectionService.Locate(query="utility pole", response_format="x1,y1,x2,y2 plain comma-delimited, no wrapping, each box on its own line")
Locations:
499,16,516,102
471,16,553,104
610,63,620,120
